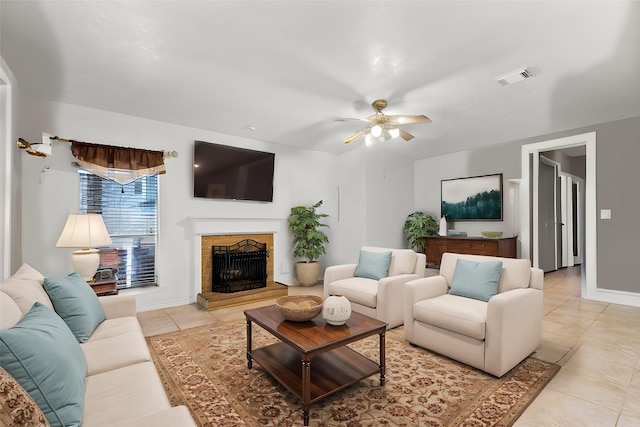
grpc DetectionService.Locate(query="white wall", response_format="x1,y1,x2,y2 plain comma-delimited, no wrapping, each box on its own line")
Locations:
334,141,416,265
364,143,415,248
18,96,341,311
0,55,20,279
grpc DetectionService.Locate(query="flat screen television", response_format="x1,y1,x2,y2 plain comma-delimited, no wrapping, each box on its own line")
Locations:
193,141,275,202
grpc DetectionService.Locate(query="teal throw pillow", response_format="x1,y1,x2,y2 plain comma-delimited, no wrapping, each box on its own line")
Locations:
44,272,106,343
0,302,87,427
449,259,503,302
354,250,392,280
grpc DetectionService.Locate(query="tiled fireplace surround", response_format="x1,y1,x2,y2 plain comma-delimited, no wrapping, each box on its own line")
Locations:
189,217,289,309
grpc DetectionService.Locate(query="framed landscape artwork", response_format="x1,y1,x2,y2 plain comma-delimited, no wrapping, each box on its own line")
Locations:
441,173,503,221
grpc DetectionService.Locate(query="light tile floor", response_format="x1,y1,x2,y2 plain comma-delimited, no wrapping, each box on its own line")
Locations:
138,267,640,426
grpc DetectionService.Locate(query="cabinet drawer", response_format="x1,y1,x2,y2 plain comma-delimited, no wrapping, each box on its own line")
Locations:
447,239,471,249
423,236,516,264
469,240,498,255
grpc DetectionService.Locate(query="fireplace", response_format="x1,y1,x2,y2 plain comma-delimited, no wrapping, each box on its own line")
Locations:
190,219,289,310
212,239,268,293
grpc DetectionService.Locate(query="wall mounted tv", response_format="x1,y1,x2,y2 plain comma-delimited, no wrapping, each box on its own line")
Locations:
441,173,503,221
193,141,275,202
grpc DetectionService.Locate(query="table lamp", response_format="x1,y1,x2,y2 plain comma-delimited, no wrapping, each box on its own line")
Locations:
56,213,113,283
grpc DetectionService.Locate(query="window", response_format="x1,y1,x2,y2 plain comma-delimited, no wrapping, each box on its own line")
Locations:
79,172,158,289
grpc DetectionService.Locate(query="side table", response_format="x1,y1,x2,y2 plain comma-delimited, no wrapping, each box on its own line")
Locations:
90,277,119,296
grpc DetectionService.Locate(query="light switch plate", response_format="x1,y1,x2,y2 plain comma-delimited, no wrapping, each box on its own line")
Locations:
600,209,611,220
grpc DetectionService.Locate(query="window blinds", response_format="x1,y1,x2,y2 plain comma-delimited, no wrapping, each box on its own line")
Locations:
79,171,158,289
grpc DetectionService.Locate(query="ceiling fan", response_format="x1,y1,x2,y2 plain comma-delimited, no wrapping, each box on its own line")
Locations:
337,99,431,144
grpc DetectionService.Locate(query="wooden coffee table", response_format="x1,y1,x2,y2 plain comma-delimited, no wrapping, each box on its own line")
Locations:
244,305,387,426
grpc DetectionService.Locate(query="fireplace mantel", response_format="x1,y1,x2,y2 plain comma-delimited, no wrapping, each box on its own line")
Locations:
188,217,289,302
189,217,286,236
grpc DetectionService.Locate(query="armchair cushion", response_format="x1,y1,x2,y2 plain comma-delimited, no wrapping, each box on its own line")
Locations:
414,294,488,340
360,246,418,276
387,249,419,276
448,259,503,302
354,250,392,280
328,277,378,307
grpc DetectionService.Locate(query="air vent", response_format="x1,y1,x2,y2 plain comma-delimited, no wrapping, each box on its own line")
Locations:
494,67,532,86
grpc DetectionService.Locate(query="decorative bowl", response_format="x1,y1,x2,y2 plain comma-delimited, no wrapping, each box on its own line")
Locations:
275,295,323,322
481,231,503,238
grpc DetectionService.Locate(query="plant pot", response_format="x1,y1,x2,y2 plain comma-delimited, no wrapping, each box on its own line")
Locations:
295,261,320,287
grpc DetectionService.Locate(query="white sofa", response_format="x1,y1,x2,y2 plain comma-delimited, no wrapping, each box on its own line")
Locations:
0,263,196,427
404,253,544,377
324,246,426,329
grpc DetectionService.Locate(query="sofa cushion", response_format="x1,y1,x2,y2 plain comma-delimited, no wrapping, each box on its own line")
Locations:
448,259,503,302
89,316,144,341
414,294,488,340
0,367,50,427
327,277,378,308
116,406,197,427
0,263,53,314
81,332,152,376
44,272,106,343
0,290,23,330
0,302,87,427
354,250,392,280
83,362,171,427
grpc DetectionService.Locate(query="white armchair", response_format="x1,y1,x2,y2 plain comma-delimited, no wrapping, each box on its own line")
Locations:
324,246,426,329
404,252,543,377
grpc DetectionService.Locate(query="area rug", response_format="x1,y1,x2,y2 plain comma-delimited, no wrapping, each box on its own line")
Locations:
147,321,559,427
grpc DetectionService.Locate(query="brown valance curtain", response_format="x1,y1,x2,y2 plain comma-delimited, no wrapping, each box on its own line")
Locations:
71,140,166,185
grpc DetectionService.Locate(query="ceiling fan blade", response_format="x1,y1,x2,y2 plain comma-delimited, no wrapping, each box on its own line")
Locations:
334,117,366,122
344,130,363,144
343,127,371,144
386,115,432,125
399,129,415,141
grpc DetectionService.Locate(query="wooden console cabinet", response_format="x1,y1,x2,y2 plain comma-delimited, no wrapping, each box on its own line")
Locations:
423,235,517,265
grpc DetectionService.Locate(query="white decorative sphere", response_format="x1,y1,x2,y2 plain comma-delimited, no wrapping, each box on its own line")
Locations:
322,294,352,326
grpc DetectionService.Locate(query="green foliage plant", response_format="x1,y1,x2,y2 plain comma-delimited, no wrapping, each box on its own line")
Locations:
403,211,438,252
288,200,330,263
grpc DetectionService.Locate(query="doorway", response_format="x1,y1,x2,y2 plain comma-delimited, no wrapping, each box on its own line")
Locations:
520,131,597,298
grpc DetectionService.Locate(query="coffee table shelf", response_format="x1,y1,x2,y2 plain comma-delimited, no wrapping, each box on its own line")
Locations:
245,305,387,425
251,342,381,403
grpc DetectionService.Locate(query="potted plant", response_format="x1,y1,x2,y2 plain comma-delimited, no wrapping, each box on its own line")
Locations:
288,200,329,286
403,211,439,253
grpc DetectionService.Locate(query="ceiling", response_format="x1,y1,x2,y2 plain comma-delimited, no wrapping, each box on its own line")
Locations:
2,1,640,160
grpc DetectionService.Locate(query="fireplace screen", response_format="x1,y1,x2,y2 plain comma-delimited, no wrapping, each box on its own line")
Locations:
211,239,268,293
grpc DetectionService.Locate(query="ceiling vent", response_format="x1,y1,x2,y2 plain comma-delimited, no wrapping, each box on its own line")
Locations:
494,67,532,86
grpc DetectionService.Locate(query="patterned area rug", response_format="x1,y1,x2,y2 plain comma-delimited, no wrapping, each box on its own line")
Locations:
147,321,559,427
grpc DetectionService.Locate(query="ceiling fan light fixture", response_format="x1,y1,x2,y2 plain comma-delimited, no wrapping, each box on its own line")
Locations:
364,134,374,146
371,125,382,137
388,128,400,139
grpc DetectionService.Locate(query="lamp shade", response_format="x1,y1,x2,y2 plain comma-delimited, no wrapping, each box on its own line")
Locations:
56,213,113,249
